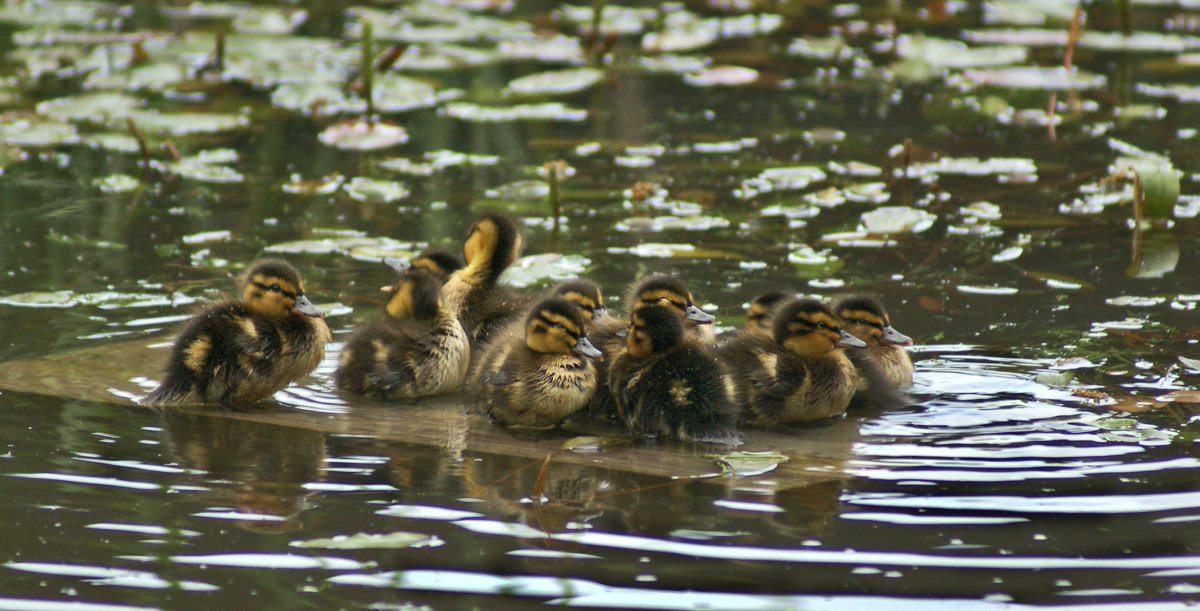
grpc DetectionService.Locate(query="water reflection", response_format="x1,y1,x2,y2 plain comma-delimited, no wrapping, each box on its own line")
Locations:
158,408,326,530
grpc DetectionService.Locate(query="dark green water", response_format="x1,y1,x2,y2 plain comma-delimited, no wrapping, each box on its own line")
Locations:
4,0,1200,608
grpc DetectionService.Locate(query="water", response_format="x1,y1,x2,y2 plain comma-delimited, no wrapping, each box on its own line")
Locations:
3,0,1200,607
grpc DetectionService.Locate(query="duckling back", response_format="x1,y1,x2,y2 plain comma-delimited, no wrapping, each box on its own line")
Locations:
608,304,740,444
335,268,469,401
467,297,603,428
147,259,329,408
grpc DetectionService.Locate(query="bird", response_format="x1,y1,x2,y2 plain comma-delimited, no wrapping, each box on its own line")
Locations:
440,213,525,347
833,295,914,388
466,297,604,428
583,274,715,420
382,248,463,280
607,303,741,444
334,267,470,401
550,278,607,324
717,297,866,425
146,259,330,408
715,290,793,347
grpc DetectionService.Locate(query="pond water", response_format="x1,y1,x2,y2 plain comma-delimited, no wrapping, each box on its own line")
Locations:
3,0,1200,608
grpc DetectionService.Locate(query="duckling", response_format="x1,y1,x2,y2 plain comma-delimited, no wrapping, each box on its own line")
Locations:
147,259,330,408
334,268,470,400
608,304,741,443
715,290,793,347
467,297,603,428
583,274,714,420
440,213,525,346
834,295,914,387
718,297,866,425
551,278,607,323
382,249,463,280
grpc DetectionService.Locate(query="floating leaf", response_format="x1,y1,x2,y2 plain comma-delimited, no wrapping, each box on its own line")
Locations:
36,93,143,123
1127,229,1179,279
499,254,590,288
94,174,140,193
643,28,717,53
485,180,550,201
1021,270,1095,291
0,117,79,146
290,532,440,550
282,174,344,195
505,68,604,96
957,66,1106,90
1181,356,1200,372
861,207,936,234
895,35,1028,68
318,119,409,151
343,177,410,203
614,216,730,232
1132,162,1180,220
709,451,789,478
441,102,587,122
683,65,759,87
120,111,250,135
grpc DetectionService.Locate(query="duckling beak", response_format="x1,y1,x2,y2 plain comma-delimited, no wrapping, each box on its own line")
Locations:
683,305,715,325
837,330,867,349
573,336,604,360
592,306,608,321
382,257,411,274
292,294,324,318
880,325,913,346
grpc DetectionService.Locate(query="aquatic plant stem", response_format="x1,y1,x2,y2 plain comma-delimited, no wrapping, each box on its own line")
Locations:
361,21,375,127
1047,5,1083,141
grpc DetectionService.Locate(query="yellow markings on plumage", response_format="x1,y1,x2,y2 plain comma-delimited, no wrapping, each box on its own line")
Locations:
239,317,258,339
385,279,415,320
636,289,689,313
463,218,500,265
184,334,211,372
372,339,390,365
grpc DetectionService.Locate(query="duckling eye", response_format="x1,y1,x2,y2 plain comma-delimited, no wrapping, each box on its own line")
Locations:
268,284,282,293
815,321,829,330
552,322,566,331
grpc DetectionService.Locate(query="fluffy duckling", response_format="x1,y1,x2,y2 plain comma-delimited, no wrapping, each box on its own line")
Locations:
551,278,607,324
467,297,603,428
583,274,714,420
383,249,463,280
608,304,741,444
718,297,865,425
744,291,791,337
334,268,470,400
834,295,914,387
147,259,330,408
440,213,525,346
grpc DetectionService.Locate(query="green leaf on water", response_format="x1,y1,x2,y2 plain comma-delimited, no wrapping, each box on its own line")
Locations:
290,532,440,549
1137,163,1180,220
708,450,789,478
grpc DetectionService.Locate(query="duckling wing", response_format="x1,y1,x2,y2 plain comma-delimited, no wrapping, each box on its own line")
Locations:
482,368,512,386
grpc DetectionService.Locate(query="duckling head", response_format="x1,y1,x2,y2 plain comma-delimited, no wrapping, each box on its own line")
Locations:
553,279,607,321
834,295,913,347
241,259,323,319
383,249,463,280
384,269,443,322
744,291,792,335
463,213,523,284
626,304,685,359
524,297,603,359
773,298,865,356
627,274,714,326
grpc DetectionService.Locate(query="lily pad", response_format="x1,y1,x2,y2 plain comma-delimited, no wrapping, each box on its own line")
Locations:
957,66,1107,90
290,532,440,550
709,450,789,478
614,216,730,232
0,117,79,146
861,207,936,234
343,177,410,203
895,35,1028,69
441,102,587,122
505,68,604,96
94,174,141,193
683,65,759,87
499,254,591,288
121,111,250,135
282,174,344,195
318,119,409,151
36,93,143,123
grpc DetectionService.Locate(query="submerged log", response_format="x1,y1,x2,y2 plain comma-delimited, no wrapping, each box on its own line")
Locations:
0,336,862,492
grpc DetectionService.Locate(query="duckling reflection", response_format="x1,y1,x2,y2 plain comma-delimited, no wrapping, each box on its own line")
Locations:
461,454,615,535
158,408,326,529
147,259,330,409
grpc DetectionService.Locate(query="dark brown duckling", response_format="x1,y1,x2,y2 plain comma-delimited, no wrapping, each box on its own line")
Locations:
334,268,470,400
584,274,715,420
383,248,464,280
608,304,741,444
147,259,330,408
467,297,604,428
718,297,865,425
834,295,914,388
716,290,793,348
440,213,525,346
